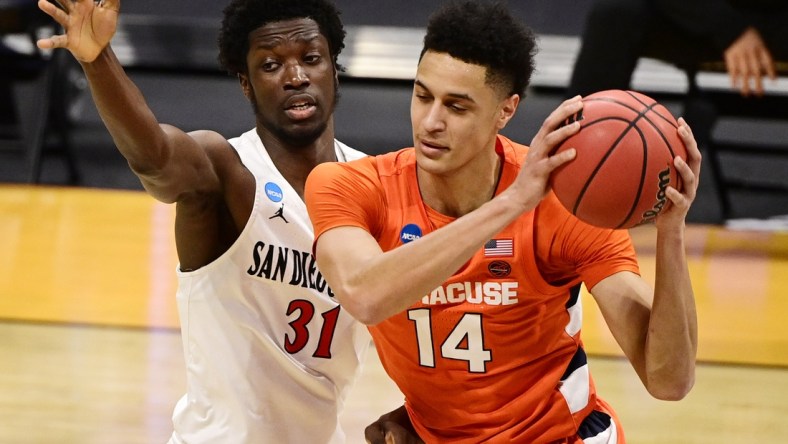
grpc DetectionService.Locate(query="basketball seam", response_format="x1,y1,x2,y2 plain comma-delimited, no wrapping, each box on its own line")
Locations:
571,117,633,216
616,125,649,229
626,91,684,206
575,98,659,228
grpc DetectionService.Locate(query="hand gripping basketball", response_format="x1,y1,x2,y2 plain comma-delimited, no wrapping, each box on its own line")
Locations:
550,90,688,229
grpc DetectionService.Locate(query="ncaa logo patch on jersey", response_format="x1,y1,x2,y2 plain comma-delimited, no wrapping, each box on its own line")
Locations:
264,182,284,203
400,224,422,244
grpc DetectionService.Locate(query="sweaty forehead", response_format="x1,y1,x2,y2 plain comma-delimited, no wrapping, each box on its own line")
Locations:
249,18,324,49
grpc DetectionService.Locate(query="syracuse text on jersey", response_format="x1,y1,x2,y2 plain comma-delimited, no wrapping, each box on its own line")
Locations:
421,281,520,306
247,240,335,297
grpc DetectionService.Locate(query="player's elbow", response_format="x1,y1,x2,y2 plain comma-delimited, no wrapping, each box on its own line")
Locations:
334,286,390,326
646,371,695,401
343,302,385,326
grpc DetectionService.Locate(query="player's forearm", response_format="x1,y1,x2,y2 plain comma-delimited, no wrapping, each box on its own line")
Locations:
644,225,697,400
337,192,526,325
80,47,172,174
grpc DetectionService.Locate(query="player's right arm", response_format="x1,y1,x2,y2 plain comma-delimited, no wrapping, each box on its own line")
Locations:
36,0,222,203
306,98,582,325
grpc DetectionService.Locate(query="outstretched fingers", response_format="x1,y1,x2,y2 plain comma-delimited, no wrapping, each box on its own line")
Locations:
37,0,70,50
51,0,71,13
38,0,69,25
53,0,120,11
37,33,69,50
36,0,120,61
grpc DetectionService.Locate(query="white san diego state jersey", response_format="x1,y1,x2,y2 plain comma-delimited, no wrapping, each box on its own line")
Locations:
169,129,370,444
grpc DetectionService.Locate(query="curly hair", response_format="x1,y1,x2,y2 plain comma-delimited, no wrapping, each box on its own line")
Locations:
421,0,537,97
218,0,345,76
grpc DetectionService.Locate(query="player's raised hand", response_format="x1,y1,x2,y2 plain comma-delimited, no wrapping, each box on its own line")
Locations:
36,0,120,62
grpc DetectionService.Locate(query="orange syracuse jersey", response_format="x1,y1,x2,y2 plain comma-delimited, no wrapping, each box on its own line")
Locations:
307,135,638,443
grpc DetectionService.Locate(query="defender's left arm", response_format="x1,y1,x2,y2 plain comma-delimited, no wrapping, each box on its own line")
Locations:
592,117,700,400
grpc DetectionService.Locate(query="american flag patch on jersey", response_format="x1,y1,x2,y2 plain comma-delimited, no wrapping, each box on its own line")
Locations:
484,238,513,257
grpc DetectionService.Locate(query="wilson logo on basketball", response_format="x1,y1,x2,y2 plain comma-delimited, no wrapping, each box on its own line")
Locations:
488,261,512,277
641,166,672,223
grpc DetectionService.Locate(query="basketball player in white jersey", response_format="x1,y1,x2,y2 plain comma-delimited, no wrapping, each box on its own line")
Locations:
36,0,378,442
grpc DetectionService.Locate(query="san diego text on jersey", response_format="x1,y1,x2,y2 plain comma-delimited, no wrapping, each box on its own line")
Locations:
247,241,335,297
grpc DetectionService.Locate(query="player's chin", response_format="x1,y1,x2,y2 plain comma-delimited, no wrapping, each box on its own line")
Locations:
283,121,329,147
414,155,453,178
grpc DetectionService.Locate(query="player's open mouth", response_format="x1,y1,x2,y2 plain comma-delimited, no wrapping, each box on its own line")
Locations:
285,96,317,120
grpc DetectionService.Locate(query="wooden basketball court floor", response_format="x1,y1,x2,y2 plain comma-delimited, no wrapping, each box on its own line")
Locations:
1,184,787,443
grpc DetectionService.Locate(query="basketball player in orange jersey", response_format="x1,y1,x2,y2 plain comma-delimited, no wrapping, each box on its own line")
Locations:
305,1,702,442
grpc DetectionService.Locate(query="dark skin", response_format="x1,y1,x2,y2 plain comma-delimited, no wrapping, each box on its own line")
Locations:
365,405,424,444
38,0,421,440
37,0,339,271
169,19,341,269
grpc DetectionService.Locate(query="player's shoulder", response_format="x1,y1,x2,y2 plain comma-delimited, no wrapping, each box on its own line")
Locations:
313,152,376,178
191,129,235,152
536,192,575,224
307,155,378,201
185,130,255,209
187,129,245,174
534,192,630,248
335,139,366,161
373,147,417,177
313,147,413,179
497,135,529,164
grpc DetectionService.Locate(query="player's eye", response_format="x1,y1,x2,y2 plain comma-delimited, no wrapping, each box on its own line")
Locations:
262,61,280,72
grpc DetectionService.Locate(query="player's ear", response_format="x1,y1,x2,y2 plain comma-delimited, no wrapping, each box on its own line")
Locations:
238,73,252,101
496,93,520,130
333,64,340,94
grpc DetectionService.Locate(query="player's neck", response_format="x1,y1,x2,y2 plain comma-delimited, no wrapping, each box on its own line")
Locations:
259,127,338,199
418,149,502,218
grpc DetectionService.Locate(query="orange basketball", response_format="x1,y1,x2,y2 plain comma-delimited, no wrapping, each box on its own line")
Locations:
550,90,687,229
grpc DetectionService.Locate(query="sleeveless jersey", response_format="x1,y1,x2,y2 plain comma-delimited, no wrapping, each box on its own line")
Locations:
168,129,370,444
307,135,639,443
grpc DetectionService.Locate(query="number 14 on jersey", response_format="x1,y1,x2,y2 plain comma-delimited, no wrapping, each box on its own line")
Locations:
408,308,492,373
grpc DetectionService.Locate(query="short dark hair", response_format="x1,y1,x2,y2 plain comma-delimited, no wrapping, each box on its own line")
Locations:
421,0,537,97
218,0,346,76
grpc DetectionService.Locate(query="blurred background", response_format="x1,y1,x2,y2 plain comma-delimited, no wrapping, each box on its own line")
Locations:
2,0,786,223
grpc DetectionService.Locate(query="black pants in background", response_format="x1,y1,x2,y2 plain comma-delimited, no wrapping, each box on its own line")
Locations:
566,0,788,98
